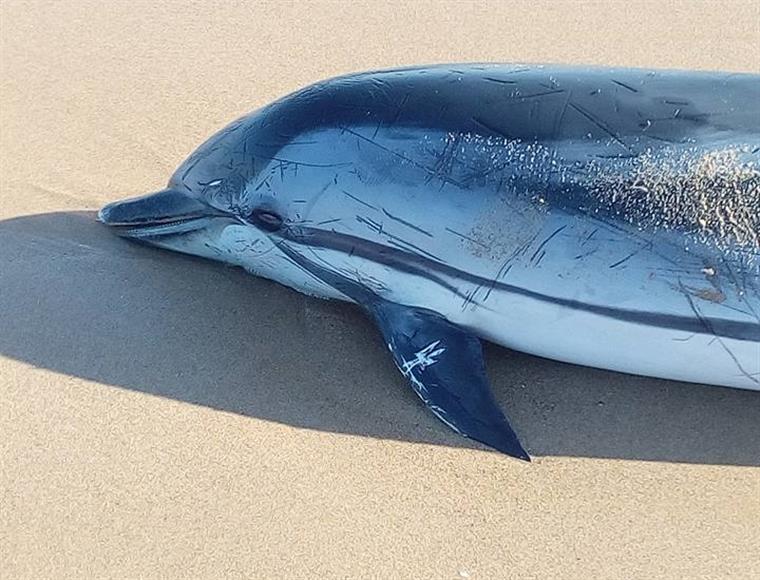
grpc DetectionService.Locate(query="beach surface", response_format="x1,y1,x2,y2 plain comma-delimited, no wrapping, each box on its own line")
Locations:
1,1,759,578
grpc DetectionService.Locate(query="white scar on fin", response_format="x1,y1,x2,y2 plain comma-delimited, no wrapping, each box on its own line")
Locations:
401,340,446,375
390,340,460,432
389,340,446,394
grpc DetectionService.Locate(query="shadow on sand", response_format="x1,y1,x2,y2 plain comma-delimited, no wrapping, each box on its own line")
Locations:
1,211,758,465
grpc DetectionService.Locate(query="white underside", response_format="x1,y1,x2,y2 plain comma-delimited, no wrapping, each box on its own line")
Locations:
463,290,760,391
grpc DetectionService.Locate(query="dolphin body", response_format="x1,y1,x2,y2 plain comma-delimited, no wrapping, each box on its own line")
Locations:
100,65,760,460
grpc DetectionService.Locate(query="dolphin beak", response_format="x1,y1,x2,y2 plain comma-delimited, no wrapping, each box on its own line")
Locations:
98,188,225,238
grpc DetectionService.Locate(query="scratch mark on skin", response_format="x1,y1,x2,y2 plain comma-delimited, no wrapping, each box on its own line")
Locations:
397,360,430,400
356,215,384,235
582,227,599,245
342,189,378,210
401,341,446,375
197,179,223,188
675,112,710,123
338,265,387,294
720,256,760,323
250,139,319,148
393,340,446,402
593,152,641,160
445,227,489,249
612,79,638,93
609,250,639,269
341,126,463,187
643,133,685,144
254,177,271,191
299,181,333,219
483,255,516,303
203,242,224,257
711,300,752,317
517,89,566,100
387,238,445,263
427,132,461,187
461,287,479,311
488,66,532,75
265,156,352,169
569,102,631,152
588,217,682,268
534,250,547,266
382,208,433,237
553,89,573,137
316,218,341,226
520,232,542,257
356,215,446,263
471,117,515,140
483,77,517,85
679,283,759,385
389,93,411,127
574,248,598,260
427,404,461,434
530,225,567,263
275,246,342,289
181,146,221,184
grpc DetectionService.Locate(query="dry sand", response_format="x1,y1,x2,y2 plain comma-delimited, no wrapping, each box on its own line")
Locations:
1,1,759,578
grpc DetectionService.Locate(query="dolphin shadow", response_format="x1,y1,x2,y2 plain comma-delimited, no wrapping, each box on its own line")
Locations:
1,211,758,465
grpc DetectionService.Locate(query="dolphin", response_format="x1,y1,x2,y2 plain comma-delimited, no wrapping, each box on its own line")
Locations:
99,64,760,460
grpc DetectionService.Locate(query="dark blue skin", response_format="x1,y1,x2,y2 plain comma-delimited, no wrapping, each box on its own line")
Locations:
169,64,759,320
171,64,759,213
101,65,760,459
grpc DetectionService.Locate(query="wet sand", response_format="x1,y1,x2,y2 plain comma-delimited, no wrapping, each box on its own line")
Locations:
1,1,759,578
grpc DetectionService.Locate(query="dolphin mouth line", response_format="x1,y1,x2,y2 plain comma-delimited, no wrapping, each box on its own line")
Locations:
97,187,231,239
102,215,214,239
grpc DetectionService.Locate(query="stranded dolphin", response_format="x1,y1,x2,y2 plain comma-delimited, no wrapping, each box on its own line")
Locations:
99,65,760,460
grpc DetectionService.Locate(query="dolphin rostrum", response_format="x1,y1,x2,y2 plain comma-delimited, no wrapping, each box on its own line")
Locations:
99,65,760,460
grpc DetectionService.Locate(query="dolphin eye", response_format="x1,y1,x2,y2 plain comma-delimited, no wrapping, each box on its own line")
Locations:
248,208,283,231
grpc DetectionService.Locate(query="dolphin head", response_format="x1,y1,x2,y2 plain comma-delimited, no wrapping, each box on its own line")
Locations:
98,115,346,300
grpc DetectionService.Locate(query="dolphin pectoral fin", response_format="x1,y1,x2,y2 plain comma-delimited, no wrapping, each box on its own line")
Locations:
269,246,528,458
368,300,530,461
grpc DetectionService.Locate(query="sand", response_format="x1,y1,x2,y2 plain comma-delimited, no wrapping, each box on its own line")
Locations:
1,1,759,578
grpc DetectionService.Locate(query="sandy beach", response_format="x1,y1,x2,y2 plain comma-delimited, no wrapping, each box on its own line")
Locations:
2,1,759,578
